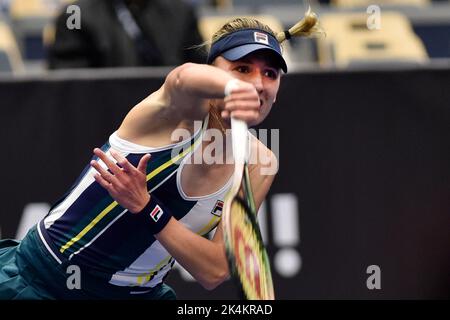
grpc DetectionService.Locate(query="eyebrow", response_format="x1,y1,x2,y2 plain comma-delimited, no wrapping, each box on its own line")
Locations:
235,58,280,71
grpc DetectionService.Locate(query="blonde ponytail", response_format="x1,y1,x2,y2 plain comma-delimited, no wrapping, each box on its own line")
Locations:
276,7,325,43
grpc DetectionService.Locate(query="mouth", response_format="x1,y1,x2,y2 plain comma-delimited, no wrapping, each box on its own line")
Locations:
259,99,263,107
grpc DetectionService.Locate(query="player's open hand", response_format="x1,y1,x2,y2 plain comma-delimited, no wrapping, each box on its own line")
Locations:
90,148,151,213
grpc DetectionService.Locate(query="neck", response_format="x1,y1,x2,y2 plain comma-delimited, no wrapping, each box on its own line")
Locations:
208,103,230,134
200,106,234,165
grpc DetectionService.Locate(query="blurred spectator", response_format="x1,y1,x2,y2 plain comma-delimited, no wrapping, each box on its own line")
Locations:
0,0,11,14
47,0,205,69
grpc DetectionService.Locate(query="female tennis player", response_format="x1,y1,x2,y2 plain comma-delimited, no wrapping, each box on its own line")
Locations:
0,11,320,299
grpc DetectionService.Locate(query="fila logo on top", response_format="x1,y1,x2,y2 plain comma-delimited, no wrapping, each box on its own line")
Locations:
150,205,164,222
254,32,269,45
211,200,224,217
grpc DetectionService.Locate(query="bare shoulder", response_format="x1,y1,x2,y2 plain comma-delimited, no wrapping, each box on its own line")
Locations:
118,86,177,135
117,84,205,148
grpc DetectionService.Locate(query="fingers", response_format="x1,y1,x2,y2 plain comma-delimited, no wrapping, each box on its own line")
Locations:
91,148,128,188
224,91,259,102
223,98,260,113
222,83,260,122
110,149,135,173
93,148,122,176
221,110,230,119
90,148,152,213
90,158,119,185
109,149,151,175
93,171,116,193
227,80,255,95
91,148,151,181
222,93,260,121
137,153,151,174
221,108,259,122
227,110,260,122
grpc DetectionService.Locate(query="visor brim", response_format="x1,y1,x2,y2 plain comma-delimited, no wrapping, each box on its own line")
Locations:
221,44,288,73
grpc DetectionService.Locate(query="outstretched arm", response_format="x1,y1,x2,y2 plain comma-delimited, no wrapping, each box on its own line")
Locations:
118,63,261,140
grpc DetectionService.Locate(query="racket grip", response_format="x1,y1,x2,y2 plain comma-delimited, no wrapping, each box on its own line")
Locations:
224,79,250,164
224,78,240,97
136,194,172,234
231,118,249,164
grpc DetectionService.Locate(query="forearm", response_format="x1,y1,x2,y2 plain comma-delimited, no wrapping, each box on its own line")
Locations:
155,217,229,290
169,63,234,100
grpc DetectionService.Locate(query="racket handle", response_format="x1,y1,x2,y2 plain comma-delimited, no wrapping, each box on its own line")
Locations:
225,79,250,164
224,79,240,97
231,117,249,164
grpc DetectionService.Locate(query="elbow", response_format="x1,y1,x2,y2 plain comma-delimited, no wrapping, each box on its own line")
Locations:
173,63,196,89
199,268,230,291
164,63,195,94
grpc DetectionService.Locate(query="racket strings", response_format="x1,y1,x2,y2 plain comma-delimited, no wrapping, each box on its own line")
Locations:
229,200,274,299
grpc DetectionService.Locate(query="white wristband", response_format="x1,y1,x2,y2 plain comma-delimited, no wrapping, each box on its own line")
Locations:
224,79,240,97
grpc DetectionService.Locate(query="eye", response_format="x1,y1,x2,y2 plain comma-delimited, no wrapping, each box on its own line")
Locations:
264,69,279,79
234,65,250,74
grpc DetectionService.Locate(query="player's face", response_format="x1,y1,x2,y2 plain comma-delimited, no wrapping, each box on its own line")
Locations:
213,50,282,126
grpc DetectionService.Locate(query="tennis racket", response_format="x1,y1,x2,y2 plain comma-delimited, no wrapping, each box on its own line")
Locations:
222,117,275,300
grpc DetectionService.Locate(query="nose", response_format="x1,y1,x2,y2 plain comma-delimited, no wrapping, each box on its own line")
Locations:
251,71,264,93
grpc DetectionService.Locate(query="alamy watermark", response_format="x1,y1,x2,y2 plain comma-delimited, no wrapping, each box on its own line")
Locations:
66,264,81,290
170,121,279,176
66,5,81,30
367,5,381,30
366,264,381,290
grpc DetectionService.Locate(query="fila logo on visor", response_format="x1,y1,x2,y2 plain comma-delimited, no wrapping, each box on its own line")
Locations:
254,32,269,45
150,205,164,222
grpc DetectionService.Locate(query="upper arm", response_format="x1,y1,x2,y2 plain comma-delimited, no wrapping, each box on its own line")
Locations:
117,86,182,139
